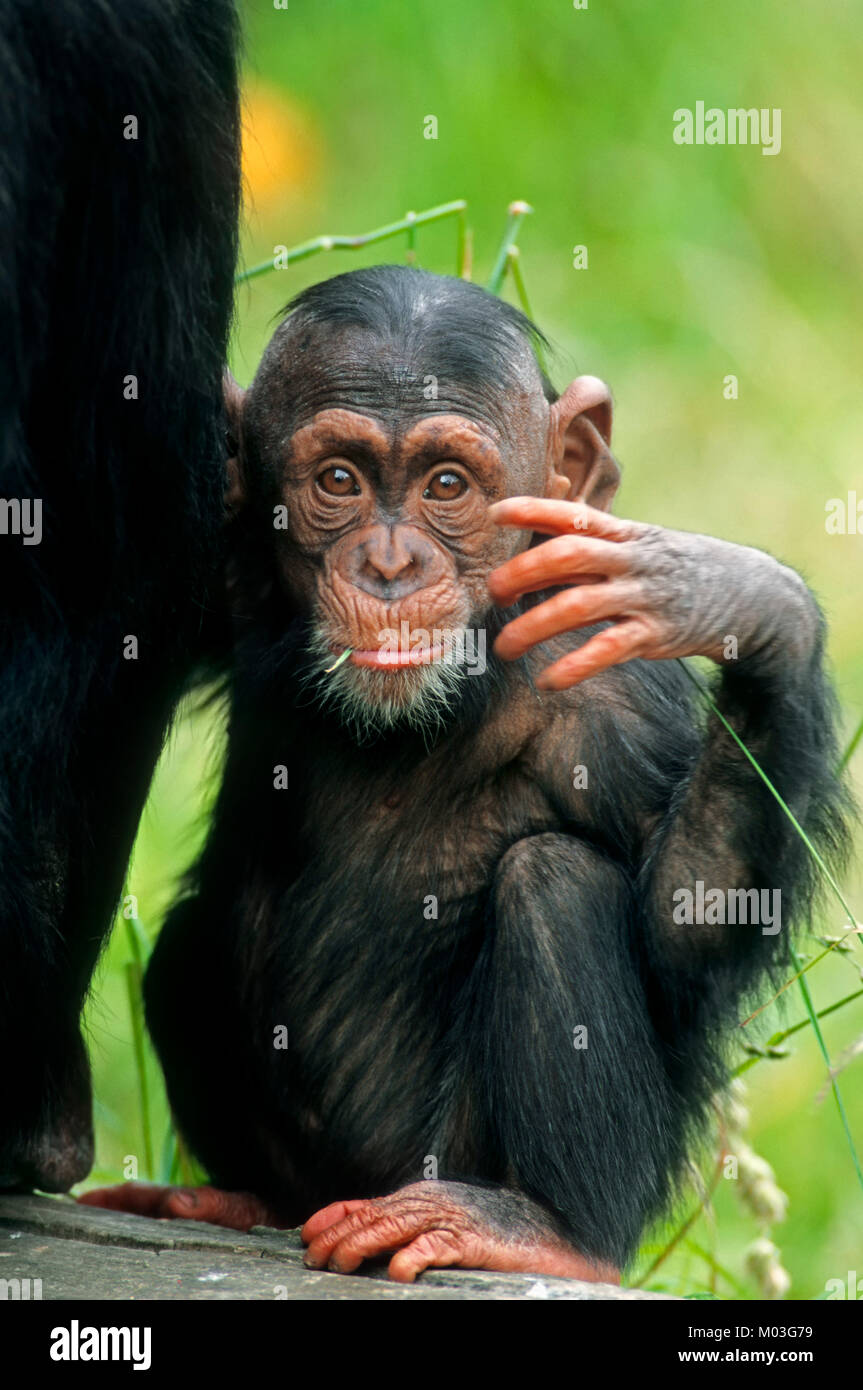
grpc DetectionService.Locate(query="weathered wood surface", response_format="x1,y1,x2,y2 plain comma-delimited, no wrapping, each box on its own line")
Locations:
0,1193,673,1301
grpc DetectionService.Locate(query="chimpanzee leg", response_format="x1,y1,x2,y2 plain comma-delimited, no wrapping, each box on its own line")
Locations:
141,898,264,1192
302,834,683,1281
472,832,680,1269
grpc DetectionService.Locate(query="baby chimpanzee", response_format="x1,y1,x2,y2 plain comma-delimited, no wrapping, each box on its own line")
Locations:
82,267,847,1284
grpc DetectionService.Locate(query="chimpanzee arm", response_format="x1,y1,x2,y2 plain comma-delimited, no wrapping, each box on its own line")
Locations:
640,624,850,994
490,498,853,1022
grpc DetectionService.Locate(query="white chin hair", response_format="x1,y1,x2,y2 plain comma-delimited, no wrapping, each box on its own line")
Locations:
302,627,471,743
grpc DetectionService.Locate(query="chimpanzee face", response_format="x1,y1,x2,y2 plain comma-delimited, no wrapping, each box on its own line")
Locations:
228,272,617,738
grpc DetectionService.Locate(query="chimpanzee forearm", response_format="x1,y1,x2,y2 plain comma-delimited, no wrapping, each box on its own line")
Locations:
492,507,852,1033
641,583,851,1007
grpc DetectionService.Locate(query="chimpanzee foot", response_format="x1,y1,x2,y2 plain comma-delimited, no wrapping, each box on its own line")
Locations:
302,1180,619,1284
77,1182,287,1232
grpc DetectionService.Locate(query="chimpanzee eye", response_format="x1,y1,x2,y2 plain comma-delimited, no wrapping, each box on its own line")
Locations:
317,465,359,496
424,470,466,502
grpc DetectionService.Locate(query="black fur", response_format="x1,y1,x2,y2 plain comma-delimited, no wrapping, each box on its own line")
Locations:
0,0,240,1189
145,262,852,1272
283,265,555,399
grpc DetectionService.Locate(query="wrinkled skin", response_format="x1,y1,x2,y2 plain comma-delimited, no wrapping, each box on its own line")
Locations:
78,1182,282,1233
300,1182,617,1283
490,498,818,687
233,319,568,710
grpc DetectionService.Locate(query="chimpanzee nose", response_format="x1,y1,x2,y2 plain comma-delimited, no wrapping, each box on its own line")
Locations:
344,525,443,599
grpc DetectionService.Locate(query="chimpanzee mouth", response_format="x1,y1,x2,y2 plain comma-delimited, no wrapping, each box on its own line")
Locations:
335,620,488,672
339,643,449,669
302,624,485,743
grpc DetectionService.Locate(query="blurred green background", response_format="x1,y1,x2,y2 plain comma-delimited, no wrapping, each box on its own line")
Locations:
81,0,863,1298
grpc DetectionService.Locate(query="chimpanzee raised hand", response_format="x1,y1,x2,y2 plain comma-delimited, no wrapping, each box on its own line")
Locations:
81,267,849,1283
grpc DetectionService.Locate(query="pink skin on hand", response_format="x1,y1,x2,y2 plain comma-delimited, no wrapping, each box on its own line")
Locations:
488,499,660,690
301,1183,618,1284
76,1182,286,1232
487,497,797,690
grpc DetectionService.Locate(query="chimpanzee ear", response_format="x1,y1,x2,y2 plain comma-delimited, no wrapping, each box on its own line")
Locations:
547,375,620,511
223,368,246,511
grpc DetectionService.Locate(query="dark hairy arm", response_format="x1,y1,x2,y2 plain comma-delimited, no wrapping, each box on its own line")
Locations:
491,498,853,1015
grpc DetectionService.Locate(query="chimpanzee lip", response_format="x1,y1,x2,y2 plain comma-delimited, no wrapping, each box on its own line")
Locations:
346,645,446,669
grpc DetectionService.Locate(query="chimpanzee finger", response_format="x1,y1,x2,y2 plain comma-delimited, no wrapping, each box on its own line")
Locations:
156,1187,284,1230
303,1201,382,1268
489,497,646,542
488,534,631,606
387,1231,467,1283
494,582,642,661
77,1183,172,1218
301,1198,370,1242
319,1215,416,1274
77,1182,279,1230
534,620,648,690
321,1204,470,1276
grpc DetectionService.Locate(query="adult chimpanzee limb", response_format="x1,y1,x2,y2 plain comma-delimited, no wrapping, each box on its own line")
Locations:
83,266,851,1280
0,1,240,1190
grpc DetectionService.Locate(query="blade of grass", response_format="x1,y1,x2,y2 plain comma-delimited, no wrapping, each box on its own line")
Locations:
459,224,474,280
456,205,468,277
124,959,153,1180
683,1240,749,1298
405,209,417,264
486,200,534,294
632,1154,724,1287
126,913,152,970
733,986,863,1076
124,911,155,1180
235,200,468,284
324,647,353,674
790,941,863,1195
837,713,863,776
158,1124,177,1185
505,246,534,319
741,937,858,1027
503,246,550,375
